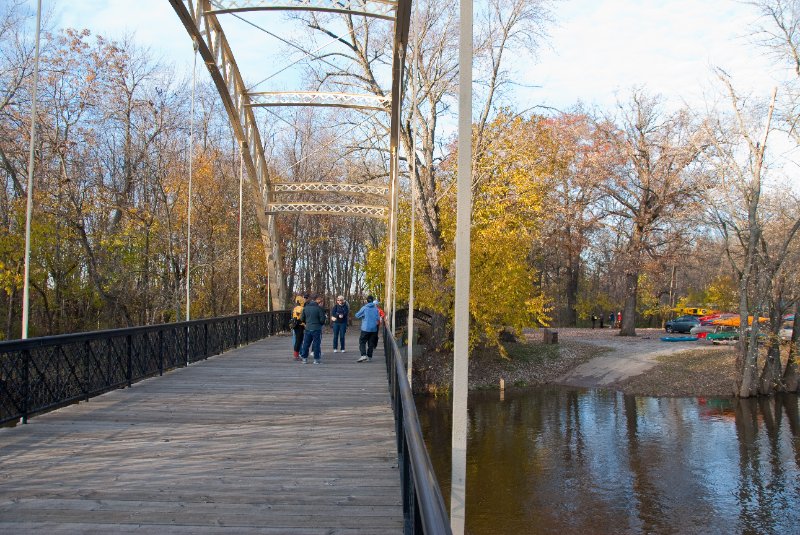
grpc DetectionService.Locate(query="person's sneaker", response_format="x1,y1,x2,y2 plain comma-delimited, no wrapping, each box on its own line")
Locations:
333,349,338,353
357,355,368,363
302,358,307,364
367,357,372,362
340,349,346,353
313,360,321,365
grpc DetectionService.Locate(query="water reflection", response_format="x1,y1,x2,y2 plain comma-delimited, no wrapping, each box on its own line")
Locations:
416,388,800,534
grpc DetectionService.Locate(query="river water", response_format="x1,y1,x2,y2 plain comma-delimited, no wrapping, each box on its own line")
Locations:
416,388,800,534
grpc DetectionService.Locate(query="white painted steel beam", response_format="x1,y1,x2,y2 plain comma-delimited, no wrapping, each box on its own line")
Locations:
272,182,389,196
451,0,472,530
249,91,390,111
208,0,398,20
384,0,411,325
266,203,388,218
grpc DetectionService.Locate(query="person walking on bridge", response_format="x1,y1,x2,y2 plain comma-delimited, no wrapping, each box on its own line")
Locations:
300,294,327,364
290,294,306,361
331,295,349,353
355,295,380,363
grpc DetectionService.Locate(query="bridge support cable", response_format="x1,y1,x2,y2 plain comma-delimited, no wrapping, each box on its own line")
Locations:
238,144,244,316
186,45,197,323
169,0,287,309
21,0,42,340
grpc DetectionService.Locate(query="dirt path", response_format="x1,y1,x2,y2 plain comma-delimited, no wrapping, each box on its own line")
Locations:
550,327,725,388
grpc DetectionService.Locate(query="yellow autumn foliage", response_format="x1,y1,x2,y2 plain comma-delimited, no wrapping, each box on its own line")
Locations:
366,113,554,353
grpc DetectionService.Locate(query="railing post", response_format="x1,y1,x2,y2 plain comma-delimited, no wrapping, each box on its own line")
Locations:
204,322,209,359
83,340,91,401
126,334,133,387
159,329,164,376
236,316,241,348
22,349,30,424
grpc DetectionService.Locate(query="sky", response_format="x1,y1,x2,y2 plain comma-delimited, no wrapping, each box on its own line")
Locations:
40,0,786,111
31,0,797,176
522,0,786,112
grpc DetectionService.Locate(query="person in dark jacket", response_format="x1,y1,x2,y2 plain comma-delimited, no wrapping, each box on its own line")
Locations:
331,295,349,353
300,294,327,364
355,295,381,363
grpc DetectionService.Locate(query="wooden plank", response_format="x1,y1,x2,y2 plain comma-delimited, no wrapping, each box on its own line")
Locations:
0,331,403,532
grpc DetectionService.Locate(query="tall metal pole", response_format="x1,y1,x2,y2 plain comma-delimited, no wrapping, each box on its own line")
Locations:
238,143,244,315
451,0,472,529
385,147,399,324
186,45,197,322
407,151,416,383
407,53,418,382
21,0,43,340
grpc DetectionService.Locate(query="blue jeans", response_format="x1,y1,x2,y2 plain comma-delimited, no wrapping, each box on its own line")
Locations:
300,329,322,361
332,322,347,350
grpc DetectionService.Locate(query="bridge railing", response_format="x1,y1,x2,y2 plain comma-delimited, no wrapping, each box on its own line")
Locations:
0,311,291,426
383,325,451,534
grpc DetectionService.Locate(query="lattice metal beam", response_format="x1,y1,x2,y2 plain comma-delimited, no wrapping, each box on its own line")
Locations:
266,203,388,218
272,182,390,196
207,0,397,20
249,91,390,111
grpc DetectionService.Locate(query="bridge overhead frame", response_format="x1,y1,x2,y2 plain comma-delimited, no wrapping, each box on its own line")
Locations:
169,0,412,318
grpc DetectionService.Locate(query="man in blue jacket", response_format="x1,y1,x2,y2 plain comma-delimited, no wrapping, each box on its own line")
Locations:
355,295,381,363
300,294,327,364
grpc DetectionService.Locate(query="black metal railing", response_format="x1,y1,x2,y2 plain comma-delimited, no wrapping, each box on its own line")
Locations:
0,311,291,425
383,325,451,534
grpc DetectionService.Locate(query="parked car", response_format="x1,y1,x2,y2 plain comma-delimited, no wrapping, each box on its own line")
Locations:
665,315,701,333
690,324,717,335
780,322,793,341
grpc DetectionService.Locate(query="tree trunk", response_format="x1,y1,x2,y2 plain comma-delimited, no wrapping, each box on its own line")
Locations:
565,259,579,327
759,332,783,395
620,271,638,336
738,325,760,398
783,303,800,392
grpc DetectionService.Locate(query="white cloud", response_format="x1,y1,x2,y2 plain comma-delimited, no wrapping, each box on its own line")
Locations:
517,0,784,112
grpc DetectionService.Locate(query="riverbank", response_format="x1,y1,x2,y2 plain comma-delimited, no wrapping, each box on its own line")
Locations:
411,327,738,397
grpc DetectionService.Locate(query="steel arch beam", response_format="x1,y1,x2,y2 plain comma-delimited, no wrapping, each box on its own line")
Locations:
208,0,397,20
169,0,287,308
249,91,390,111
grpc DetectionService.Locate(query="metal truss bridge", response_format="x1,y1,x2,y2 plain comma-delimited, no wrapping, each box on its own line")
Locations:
169,0,411,313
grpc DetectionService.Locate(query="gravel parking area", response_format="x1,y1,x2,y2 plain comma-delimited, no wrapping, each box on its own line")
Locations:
548,327,729,388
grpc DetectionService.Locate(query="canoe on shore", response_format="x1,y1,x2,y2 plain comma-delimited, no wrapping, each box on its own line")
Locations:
661,336,698,342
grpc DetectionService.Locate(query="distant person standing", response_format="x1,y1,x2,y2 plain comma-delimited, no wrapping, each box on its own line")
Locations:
331,295,349,353
591,314,598,329
609,312,615,328
599,314,604,329
290,294,306,361
300,294,327,364
617,311,622,328
355,295,381,363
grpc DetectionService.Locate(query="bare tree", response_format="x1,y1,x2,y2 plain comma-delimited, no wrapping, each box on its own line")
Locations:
599,90,709,336
707,75,780,397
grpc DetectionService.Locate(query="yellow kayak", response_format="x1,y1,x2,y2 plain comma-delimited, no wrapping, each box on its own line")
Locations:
712,315,768,327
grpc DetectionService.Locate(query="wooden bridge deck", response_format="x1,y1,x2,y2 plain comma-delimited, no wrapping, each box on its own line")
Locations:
0,331,403,533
